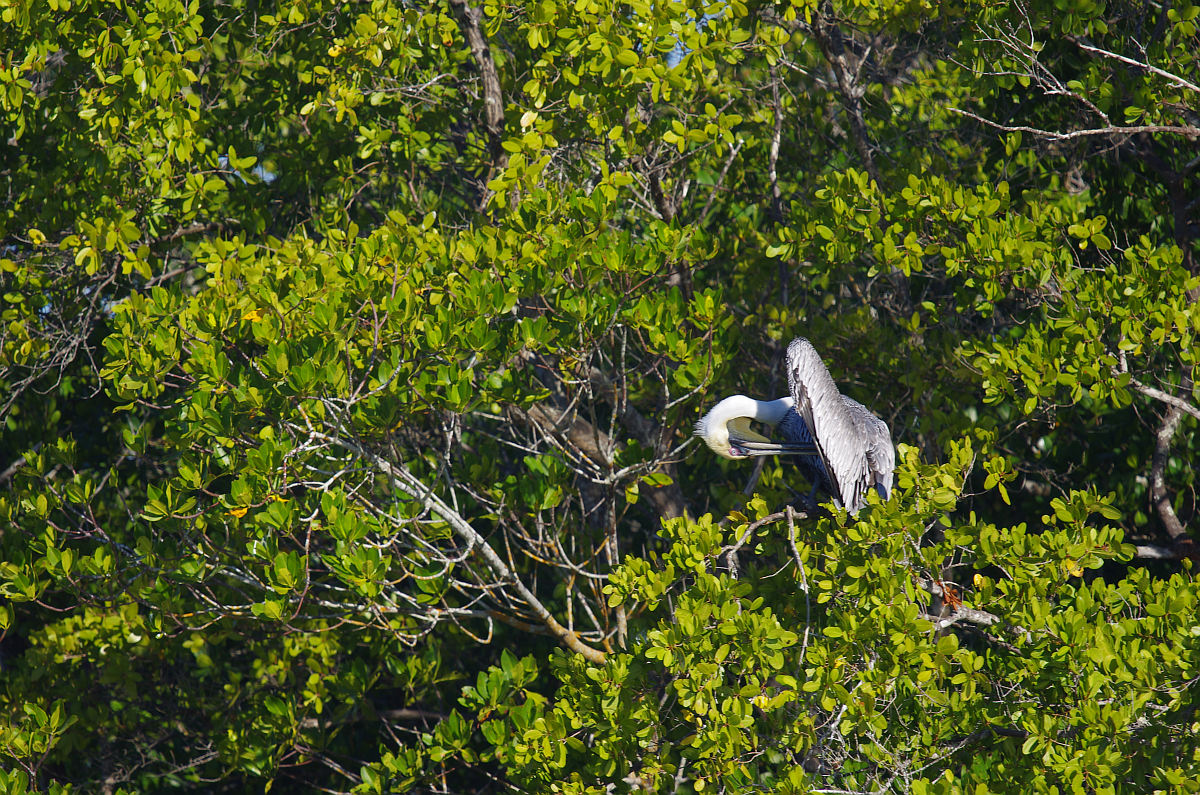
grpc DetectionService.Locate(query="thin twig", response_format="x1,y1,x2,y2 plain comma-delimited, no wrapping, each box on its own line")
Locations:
297,426,606,663
787,506,812,664
949,107,1200,140
1073,39,1200,95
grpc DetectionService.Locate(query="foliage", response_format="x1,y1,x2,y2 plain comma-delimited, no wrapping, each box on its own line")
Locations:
406,442,1196,793
1,0,1198,791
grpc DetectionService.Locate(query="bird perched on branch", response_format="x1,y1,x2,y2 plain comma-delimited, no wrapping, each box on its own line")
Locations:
696,338,894,514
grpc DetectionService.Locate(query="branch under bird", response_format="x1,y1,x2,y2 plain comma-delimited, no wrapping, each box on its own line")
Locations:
696,337,895,514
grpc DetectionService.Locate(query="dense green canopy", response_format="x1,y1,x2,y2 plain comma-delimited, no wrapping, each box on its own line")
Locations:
1,0,1198,791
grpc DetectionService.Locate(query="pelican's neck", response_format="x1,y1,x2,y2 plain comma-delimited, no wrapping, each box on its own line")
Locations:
700,395,793,433
749,396,793,426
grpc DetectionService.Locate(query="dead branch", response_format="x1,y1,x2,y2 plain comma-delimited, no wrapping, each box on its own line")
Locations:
299,426,606,664
1071,38,1200,95
949,108,1200,141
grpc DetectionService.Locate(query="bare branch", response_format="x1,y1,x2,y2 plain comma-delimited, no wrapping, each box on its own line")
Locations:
919,608,999,631
520,402,613,469
949,107,1200,140
1072,39,1200,95
696,139,745,228
724,510,790,577
811,16,883,187
1134,543,1182,560
1115,346,1200,421
299,426,606,663
1150,400,1189,541
1125,327,1196,541
299,708,445,731
1130,378,1200,422
786,506,813,663
648,169,676,223
587,366,691,519
768,64,785,226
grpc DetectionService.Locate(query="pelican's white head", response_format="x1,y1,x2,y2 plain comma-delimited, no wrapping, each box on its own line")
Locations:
695,395,794,459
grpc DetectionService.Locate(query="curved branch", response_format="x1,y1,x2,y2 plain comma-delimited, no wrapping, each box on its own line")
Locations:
300,427,606,663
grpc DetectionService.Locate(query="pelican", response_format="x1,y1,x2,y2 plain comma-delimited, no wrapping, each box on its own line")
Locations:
696,338,895,514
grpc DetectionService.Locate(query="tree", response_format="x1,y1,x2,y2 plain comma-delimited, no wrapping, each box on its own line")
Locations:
0,0,1197,791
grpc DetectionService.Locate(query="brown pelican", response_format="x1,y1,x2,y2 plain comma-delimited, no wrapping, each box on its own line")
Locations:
696,338,894,514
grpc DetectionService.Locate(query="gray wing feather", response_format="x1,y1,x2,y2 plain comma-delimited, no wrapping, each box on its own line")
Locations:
786,338,872,512
842,396,895,501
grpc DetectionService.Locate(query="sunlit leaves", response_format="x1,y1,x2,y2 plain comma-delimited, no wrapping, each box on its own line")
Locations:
3,0,1200,791
452,436,1196,792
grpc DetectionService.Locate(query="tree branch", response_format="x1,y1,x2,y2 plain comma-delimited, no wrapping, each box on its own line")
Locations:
520,402,613,469
1150,399,1189,541
299,708,446,731
448,0,508,205
810,15,882,187
723,510,799,577
587,367,691,519
696,139,744,228
949,107,1200,141
1130,378,1200,422
1071,38,1200,95
768,65,786,226
1134,543,1182,560
648,169,676,223
301,427,606,663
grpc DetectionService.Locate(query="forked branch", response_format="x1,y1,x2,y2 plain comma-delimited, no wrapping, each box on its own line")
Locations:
300,427,607,663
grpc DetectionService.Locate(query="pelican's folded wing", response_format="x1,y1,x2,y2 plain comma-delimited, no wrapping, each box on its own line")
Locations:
845,397,895,502
785,337,872,513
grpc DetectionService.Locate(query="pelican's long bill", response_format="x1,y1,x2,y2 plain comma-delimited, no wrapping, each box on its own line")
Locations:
728,437,817,457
